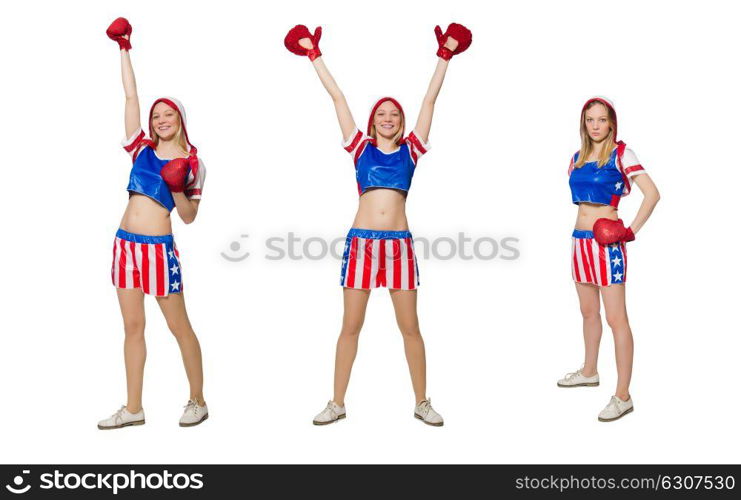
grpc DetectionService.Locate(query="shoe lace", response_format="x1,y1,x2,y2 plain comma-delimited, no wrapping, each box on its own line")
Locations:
110,405,127,423
183,399,199,416
417,399,431,416
607,396,620,411
323,401,338,417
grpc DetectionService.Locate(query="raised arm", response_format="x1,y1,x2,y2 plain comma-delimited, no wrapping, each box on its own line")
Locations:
107,18,141,139
120,49,141,139
414,23,472,143
308,56,357,142
285,25,357,141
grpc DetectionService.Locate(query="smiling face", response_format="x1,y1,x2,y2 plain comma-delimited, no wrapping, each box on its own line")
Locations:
151,102,181,141
372,100,403,141
583,102,613,144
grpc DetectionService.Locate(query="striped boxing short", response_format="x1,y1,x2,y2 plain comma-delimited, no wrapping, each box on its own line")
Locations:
571,229,627,287
340,228,420,290
112,229,183,297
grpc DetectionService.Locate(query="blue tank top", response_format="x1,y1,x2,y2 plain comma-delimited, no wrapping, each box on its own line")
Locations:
355,142,416,194
569,148,626,207
127,146,176,211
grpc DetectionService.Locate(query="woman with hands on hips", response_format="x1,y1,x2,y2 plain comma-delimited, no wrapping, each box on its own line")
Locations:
559,97,660,422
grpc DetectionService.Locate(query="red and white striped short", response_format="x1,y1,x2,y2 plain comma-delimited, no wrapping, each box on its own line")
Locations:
571,229,627,287
340,228,420,290
112,229,183,297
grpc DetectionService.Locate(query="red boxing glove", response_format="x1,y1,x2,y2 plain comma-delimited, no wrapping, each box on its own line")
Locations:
593,218,636,246
160,158,190,193
284,25,322,61
106,17,132,51
434,23,472,61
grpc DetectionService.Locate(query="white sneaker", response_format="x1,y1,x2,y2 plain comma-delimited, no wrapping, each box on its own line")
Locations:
414,398,444,427
179,398,209,427
98,405,145,430
598,395,634,422
313,400,346,425
557,368,599,388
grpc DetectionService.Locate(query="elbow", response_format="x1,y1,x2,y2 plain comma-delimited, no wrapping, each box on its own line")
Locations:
180,212,197,224
331,91,346,104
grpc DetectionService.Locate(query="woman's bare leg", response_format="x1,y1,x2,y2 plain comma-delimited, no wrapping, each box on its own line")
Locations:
575,283,602,377
389,289,426,404
332,288,371,407
600,284,633,400
116,288,146,413
155,292,205,405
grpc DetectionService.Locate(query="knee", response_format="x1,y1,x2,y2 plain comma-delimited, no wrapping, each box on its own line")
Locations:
340,321,363,338
166,319,193,340
579,305,600,322
606,312,629,332
397,320,421,339
123,318,145,339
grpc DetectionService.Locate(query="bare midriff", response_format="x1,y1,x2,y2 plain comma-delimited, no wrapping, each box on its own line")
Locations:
351,188,409,231
119,193,173,236
574,202,620,231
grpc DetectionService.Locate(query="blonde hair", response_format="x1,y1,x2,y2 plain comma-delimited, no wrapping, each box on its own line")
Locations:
151,110,190,156
369,108,405,145
574,101,617,168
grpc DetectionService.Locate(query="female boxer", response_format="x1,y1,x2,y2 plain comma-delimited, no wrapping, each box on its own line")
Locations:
284,23,471,426
98,18,208,429
558,97,660,421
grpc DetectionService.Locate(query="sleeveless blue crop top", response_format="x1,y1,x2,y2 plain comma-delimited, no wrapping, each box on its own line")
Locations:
569,148,628,207
355,142,416,194
127,146,176,211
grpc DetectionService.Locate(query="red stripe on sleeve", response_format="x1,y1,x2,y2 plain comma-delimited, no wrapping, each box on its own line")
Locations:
344,130,363,153
123,130,145,153
407,132,428,155
624,165,644,176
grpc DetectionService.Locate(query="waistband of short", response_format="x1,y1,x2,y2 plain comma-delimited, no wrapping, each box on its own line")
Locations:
116,229,174,245
347,228,413,240
572,229,594,239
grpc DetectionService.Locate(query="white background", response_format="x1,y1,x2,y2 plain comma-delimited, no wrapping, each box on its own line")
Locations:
0,0,739,464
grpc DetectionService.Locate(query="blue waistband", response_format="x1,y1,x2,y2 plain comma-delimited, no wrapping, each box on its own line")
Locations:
347,228,413,240
116,229,174,244
572,229,594,239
